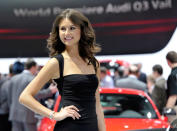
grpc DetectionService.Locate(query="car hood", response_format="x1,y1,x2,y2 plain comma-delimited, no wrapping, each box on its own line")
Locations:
105,118,169,131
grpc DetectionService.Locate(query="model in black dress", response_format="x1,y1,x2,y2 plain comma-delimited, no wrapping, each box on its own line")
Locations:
19,8,105,131
53,54,98,131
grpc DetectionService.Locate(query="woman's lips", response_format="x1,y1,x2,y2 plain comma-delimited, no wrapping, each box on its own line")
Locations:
64,37,73,41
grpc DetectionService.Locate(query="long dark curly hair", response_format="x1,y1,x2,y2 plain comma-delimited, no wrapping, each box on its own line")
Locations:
47,9,101,71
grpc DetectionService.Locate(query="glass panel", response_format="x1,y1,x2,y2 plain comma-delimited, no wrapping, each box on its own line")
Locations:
100,93,157,119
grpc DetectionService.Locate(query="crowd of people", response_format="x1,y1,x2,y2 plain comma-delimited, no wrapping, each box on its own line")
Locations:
0,59,58,131
100,51,177,117
0,50,177,130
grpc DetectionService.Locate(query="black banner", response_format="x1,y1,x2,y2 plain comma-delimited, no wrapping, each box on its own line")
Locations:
0,0,177,57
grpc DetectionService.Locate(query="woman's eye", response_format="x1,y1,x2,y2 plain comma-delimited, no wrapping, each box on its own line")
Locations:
60,27,66,31
70,26,76,30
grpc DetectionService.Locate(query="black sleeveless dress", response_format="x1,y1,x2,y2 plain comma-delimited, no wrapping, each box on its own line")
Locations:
53,54,99,131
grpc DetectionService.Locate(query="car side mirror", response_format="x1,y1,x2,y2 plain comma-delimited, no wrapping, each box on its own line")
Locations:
162,108,176,116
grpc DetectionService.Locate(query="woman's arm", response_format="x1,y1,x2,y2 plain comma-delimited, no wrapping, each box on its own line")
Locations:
96,64,106,131
19,58,60,118
96,88,106,131
19,58,80,121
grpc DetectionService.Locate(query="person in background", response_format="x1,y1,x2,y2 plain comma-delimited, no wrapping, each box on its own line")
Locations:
147,74,155,95
165,51,177,122
8,60,37,131
39,80,58,109
113,66,125,85
123,66,129,78
147,74,166,114
100,66,114,88
135,63,147,84
115,64,147,92
9,59,57,131
0,73,7,87
0,61,24,131
152,64,167,113
152,64,166,89
0,64,15,131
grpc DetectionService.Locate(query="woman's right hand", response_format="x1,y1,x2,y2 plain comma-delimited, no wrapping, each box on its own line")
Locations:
54,105,81,121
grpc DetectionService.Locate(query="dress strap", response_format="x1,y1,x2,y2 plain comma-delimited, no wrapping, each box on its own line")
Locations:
55,54,64,79
53,54,64,96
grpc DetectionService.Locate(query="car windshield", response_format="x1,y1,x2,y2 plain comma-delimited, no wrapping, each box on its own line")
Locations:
100,93,158,119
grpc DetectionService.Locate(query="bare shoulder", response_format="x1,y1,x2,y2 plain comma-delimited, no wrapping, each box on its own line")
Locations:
44,58,59,70
38,58,60,79
48,57,59,67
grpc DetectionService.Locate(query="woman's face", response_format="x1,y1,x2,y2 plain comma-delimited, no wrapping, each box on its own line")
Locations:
59,18,81,47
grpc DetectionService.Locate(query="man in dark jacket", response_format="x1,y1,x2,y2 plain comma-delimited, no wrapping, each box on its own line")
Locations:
165,51,177,122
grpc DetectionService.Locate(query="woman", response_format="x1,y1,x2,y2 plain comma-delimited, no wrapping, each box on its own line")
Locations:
19,9,106,131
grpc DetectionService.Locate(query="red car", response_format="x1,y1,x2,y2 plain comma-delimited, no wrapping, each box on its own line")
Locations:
38,88,170,131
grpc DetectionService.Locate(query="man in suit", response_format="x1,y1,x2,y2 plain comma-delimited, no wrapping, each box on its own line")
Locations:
8,59,57,131
0,65,13,131
115,65,147,92
0,62,24,131
100,66,114,88
151,64,167,114
135,63,147,84
152,64,167,89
